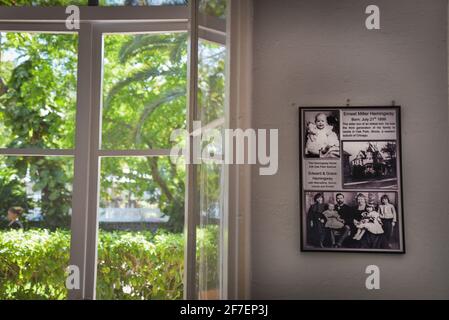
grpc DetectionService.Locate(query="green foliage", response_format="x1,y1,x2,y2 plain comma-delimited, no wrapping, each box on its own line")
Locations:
0,226,218,299
0,25,224,232
0,164,29,227
199,0,227,20
0,32,78,148
0,32,77,228
99,33,189,232
0,229,70,299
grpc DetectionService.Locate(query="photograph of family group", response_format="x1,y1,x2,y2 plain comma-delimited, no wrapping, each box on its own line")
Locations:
342,141,398,189
303,110,340,159
302,191,403,252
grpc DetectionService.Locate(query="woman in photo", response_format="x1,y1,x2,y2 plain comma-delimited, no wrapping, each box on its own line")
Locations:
307,193,326,248
352,193,367,233
353,202,384,241
352,194,382,249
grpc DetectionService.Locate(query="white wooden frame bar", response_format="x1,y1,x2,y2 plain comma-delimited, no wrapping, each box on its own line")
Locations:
97,149,172,157
223,0,253,300
199,13,226,45
183,0,199,300
0,22,74,32
0,148,74,156
0,6,189,22
68,22,94,300
80,21,103,300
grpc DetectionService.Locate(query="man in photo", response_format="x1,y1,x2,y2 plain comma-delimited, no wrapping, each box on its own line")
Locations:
333,193,352,247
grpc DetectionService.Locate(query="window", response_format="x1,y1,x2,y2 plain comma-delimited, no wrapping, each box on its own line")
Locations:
0,31,77,299
101,32,188,150
96,156,185,299
0,0,242,300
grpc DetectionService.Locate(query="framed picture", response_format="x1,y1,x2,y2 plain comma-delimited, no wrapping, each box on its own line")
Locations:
299,106,405,253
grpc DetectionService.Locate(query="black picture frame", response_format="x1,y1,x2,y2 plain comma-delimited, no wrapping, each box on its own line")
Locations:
299,106,405,254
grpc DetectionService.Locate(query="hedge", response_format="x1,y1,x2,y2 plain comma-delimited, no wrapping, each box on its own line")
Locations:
0,226,218,300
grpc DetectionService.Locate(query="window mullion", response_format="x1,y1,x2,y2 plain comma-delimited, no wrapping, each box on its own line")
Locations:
83,22,104,300
68,22,95,300
184,0,199,301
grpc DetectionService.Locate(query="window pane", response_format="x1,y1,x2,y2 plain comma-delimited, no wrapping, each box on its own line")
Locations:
96,156,185,300
198,39,225,125
199,0,226,20
0,156,74,299
196,161,223,299
100,0,187,6
101,33,187,150
0,32,78,149
0,0,87,6
195,1,227,297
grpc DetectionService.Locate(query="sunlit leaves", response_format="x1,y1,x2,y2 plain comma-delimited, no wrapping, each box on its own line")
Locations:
0,226,218,300
101,33,187,150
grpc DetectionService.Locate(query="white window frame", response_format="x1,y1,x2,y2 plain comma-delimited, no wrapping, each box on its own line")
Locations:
0,0,251,300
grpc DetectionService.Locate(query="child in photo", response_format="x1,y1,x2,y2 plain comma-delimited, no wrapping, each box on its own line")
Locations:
379,194,397,248
323,203,345,247
353,202,383,240
305,113,340,158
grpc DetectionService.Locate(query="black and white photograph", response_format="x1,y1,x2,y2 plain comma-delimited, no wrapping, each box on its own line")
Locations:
303,110,340,159
299,106,404,253
303,191,402,251
342,141,398,189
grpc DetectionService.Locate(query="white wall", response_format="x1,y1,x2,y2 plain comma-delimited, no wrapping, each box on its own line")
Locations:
251,0,449,299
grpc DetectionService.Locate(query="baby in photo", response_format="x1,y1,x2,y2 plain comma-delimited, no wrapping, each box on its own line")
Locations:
353,202,384,240
305,113,340,158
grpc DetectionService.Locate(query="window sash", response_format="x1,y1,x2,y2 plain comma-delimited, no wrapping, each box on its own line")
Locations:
0,2,233,300
0,6,225,44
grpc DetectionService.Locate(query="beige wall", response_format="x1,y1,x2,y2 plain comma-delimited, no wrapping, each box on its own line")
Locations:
251,0,449,299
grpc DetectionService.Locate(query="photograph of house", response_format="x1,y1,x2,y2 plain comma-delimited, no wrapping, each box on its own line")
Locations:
342,142,398,189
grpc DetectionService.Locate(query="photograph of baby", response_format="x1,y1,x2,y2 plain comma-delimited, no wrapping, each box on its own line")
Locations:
303,191,401,251
303,110,340,158
342,141,398,189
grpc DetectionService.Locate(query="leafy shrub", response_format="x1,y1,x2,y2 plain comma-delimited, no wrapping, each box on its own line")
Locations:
0,225,218,299
0,229,70,299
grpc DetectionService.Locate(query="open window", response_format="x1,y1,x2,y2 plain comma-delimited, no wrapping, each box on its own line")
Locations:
0,0,250,300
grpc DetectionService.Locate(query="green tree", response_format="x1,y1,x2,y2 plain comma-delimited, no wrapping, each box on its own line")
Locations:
0,29,225,232
0,32,77,228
